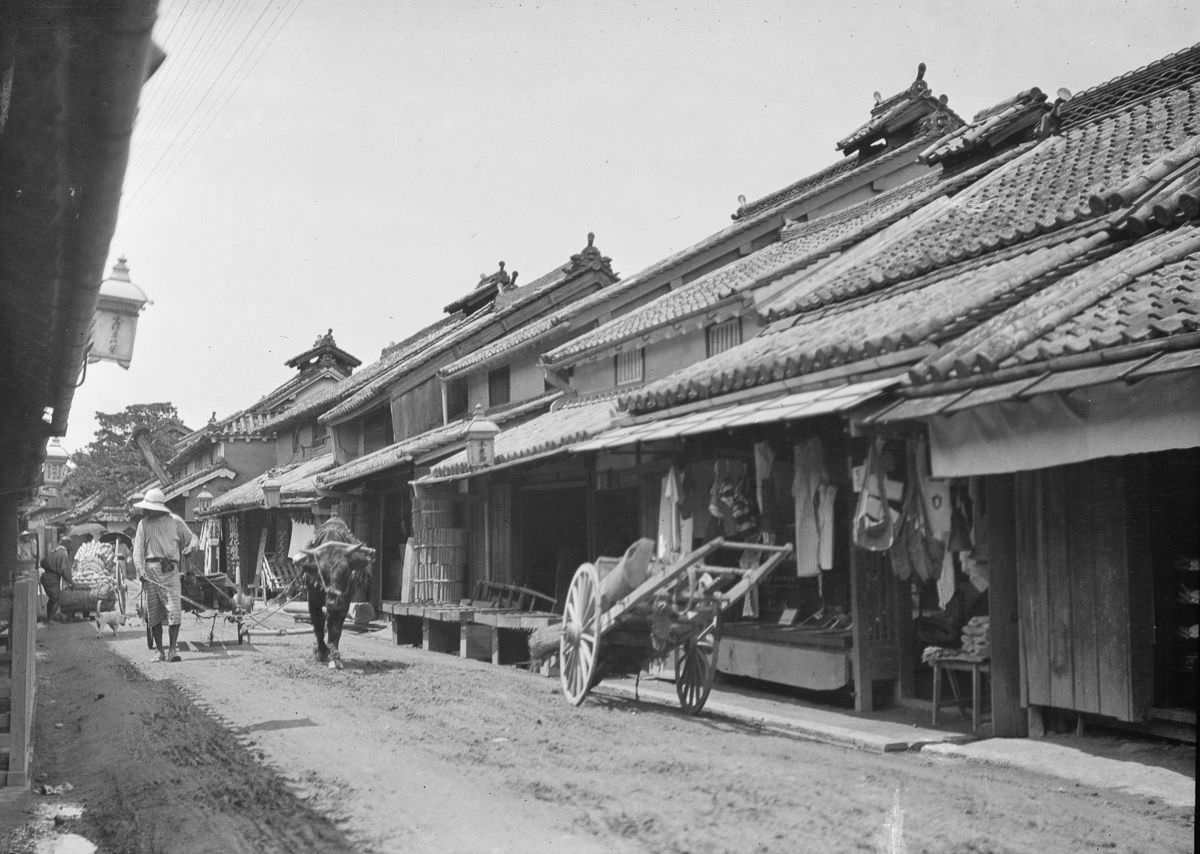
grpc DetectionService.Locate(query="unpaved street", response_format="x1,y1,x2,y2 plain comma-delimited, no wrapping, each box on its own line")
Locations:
3,613,1194,853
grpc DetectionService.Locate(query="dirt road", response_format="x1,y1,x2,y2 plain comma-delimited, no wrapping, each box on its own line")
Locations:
2,612,1194,853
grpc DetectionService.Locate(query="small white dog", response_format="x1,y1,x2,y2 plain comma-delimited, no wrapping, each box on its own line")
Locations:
94,609,127,637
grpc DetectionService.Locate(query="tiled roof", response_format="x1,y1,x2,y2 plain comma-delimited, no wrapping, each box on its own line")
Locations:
920,88,1049,167
319,422,466,488
622,231,1114,414
205,454,336,515
531,140,934,372
1060,42,1200,129
320,238,615,423
913,223,1200,382
761,79,1200,318
320,393,563,487
835,62,962,156
319,308,495,424
424,398,617,481
439,315,566,378
160,462,237,501
257,315,462,433
168,361,350,466
553,154,1037,366
317,421,467,488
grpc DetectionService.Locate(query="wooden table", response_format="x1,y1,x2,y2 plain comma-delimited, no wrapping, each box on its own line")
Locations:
931,656,990,733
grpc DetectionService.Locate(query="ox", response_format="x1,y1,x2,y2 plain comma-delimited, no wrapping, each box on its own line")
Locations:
292,540,375,669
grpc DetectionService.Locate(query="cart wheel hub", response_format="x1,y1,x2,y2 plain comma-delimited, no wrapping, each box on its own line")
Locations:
564,621,581,646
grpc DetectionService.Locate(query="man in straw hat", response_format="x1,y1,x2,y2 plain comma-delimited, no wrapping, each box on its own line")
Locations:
132,488,197,662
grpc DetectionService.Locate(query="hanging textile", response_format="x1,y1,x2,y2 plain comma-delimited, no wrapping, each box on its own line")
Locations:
288,521,316,557
753,441,775,526
225,516,242,586
937,548,957,609
198,518,219,575
793,438,827,577
816,483,838,571
657,465,684,559
708,460,750,538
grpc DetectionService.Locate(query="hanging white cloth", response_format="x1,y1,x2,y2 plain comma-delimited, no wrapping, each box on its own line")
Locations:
792,439,827,577
657,466,684,559
816,483,838,571
288,522,316,556
937,549,957,608
753,441,775,519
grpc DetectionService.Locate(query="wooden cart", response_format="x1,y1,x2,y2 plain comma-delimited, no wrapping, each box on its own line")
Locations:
559,537,793,714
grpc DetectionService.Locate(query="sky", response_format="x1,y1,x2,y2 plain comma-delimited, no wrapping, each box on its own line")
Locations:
63,0,1196,452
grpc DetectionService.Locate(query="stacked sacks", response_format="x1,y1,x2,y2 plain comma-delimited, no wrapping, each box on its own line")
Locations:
961,615,990,660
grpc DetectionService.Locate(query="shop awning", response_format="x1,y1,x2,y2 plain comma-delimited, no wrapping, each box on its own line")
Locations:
921,369,1200,477
863,351,1198,424
205,454,336,515
417,398,618,484
572,377,898,452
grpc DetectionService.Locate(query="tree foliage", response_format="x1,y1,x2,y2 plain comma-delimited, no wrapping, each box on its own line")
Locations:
62,402,185,504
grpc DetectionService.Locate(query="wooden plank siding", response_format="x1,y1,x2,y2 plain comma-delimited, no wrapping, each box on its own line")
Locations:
1043,466,1075,712
1065,463,1101,715
1015,459,1153,723
488,483,513,585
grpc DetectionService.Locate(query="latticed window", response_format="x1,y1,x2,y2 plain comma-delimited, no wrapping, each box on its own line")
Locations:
488,366,511,406
446,378,468,420
706,317,742,357
615,348,644,386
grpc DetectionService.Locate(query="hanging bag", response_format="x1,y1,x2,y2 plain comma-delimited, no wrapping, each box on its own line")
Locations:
853,438,895,552
891,444,946,581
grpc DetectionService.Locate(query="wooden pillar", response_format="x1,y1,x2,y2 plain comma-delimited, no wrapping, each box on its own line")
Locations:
849,542,872,712
0,492,18,588
986,473,1028,737
585,456,597,561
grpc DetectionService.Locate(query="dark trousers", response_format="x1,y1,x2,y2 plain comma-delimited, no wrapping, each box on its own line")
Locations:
41,572,62,618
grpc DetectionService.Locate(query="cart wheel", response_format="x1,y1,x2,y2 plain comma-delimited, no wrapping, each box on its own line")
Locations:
560,562,601,706
675,614,719,715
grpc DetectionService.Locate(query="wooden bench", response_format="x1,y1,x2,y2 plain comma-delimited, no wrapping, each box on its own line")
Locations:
381,581,558,664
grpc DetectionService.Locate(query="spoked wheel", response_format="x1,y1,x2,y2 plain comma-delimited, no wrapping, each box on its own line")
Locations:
560,562,602,706
675,612,720,715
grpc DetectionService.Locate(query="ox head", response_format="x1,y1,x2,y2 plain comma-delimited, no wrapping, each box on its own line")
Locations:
294,540,376,614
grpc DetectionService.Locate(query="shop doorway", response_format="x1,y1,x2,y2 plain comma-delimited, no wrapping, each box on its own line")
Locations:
1146,448,1199,713
595,486,641,560
514,485,588,610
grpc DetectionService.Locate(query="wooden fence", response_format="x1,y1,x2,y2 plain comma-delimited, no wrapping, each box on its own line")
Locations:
1,572,37,787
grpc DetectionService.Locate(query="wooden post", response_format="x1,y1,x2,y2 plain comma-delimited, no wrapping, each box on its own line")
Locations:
585,456,597,561
986,474,1028,736
849,544,872,712
6,575,37,786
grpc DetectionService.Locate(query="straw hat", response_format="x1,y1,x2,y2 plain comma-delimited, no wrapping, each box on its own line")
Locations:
133,487,170,513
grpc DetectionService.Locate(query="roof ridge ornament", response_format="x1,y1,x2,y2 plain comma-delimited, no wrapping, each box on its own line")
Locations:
563,231,615,277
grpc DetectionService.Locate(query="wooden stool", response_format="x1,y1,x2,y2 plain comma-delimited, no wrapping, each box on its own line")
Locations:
931,656,990,733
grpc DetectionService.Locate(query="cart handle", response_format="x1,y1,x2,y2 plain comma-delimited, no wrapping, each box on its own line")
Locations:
708,541,793,554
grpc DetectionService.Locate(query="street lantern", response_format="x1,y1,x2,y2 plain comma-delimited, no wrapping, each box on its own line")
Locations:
262,475,282,509
464,404,501,468
88,256,149,369
194,486,214,514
